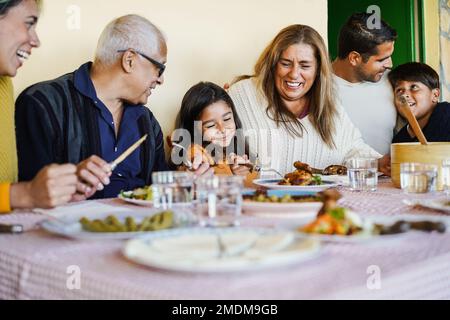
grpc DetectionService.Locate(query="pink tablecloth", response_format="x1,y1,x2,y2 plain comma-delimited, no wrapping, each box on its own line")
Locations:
1,179,450,300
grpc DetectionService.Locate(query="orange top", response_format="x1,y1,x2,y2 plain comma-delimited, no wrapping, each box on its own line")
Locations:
0,183,11,213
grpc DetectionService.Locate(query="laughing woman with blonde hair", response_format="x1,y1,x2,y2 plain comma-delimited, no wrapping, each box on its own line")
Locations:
228,25,388,175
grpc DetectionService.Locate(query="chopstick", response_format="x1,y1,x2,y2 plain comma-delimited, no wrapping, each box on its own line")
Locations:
109,134,148,170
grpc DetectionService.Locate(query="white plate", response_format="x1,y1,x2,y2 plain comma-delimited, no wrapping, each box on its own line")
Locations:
295,212,446,244
242,190,322,218
403,199,450,213
40,209,193,240
294,210,377,243
243,202,322,219
123,228,321,273
118,194,153,207
253,178,338,191
118,194,191,208
318,172,384,186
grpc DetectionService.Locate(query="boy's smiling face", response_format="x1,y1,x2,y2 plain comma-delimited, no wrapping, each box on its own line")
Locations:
393,80,440,121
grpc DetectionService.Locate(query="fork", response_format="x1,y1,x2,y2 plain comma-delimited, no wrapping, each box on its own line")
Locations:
171,142,194,170
251,154,284,178
216,234,258,259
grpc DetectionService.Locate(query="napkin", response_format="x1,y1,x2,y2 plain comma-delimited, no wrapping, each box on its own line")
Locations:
34,202,132,218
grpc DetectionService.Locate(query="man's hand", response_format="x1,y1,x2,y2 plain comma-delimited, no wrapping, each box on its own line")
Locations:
378,154,391,177
75,155,112,200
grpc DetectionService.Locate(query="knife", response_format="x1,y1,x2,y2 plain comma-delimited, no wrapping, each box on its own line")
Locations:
109,134,148,171
0,223,23,234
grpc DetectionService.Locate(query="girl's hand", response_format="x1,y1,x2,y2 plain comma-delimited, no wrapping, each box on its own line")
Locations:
229,154,251,176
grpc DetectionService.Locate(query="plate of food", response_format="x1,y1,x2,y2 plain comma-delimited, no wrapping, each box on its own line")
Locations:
40,209,194,240
242,189,323,217
123,227,321,273
253,178,338,191
296,190,447,243
403,199,450,214
118,186,154,206
253,161,339,191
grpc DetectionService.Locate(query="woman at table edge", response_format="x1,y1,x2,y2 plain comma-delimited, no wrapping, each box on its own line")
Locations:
0,0,111,213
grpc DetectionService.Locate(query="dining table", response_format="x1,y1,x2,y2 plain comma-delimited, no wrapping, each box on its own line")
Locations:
1,177,450,300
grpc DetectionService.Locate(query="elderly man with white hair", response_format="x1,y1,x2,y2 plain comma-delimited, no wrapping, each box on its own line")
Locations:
15,14,203,200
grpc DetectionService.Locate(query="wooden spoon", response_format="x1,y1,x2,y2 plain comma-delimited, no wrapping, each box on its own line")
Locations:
399,96,428,145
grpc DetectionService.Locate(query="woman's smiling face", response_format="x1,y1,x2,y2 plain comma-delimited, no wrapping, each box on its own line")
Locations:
274,43,318,106
0,0,41,77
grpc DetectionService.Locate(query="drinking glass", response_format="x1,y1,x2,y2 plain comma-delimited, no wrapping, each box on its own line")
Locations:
400,163,438,194
151,171,194,209
346,158,378,192
194,175,244,227
442,159,450,196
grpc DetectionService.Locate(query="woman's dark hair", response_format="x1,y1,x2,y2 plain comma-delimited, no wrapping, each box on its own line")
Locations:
0,0,21,16
388,62,440,90
174,81,249,158
338,12,397,62
0,0,41,17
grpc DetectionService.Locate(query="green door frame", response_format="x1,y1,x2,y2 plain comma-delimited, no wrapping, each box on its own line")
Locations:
327,0,425,65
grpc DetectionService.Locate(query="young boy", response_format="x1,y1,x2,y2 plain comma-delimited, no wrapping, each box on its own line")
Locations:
389,62,450,143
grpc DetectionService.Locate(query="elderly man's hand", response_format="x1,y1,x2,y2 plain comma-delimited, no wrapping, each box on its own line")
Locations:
74,155,112,199
378,154,391,177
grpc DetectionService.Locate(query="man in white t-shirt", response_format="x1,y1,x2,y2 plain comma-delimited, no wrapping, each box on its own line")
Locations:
332,13,398,156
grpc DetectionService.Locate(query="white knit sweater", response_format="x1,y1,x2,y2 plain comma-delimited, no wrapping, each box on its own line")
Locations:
228,78,381,174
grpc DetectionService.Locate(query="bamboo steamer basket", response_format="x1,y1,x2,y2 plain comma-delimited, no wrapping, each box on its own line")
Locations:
391,142,450,190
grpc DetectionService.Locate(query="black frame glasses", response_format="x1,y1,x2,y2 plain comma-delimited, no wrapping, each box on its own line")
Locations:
117,49,165,77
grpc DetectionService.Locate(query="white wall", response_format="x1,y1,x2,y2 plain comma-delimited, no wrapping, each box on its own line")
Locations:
13,0,328,136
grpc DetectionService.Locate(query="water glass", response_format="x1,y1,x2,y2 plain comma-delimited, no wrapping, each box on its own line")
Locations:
346,158,378,191
400,163,438,194
194,175,244,227
151,171,194,209
442,159,450,196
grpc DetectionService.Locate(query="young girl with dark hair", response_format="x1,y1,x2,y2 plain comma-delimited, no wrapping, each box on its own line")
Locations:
171,81,255,178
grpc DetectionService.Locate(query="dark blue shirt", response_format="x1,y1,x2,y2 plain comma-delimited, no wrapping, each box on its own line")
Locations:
393,102,450,143
74,62,146,198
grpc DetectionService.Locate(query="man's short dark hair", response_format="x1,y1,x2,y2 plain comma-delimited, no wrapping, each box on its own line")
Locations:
338,12,398,61
388,62,440,90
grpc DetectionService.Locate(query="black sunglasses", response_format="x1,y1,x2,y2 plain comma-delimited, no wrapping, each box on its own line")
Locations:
117,49,165,77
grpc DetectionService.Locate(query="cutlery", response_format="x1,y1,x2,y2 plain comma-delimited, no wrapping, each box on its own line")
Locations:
171,142,194,170
216,234,257,259
109,134,148,170
0,223,23,234
399,96,428,145
250,154,284,178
